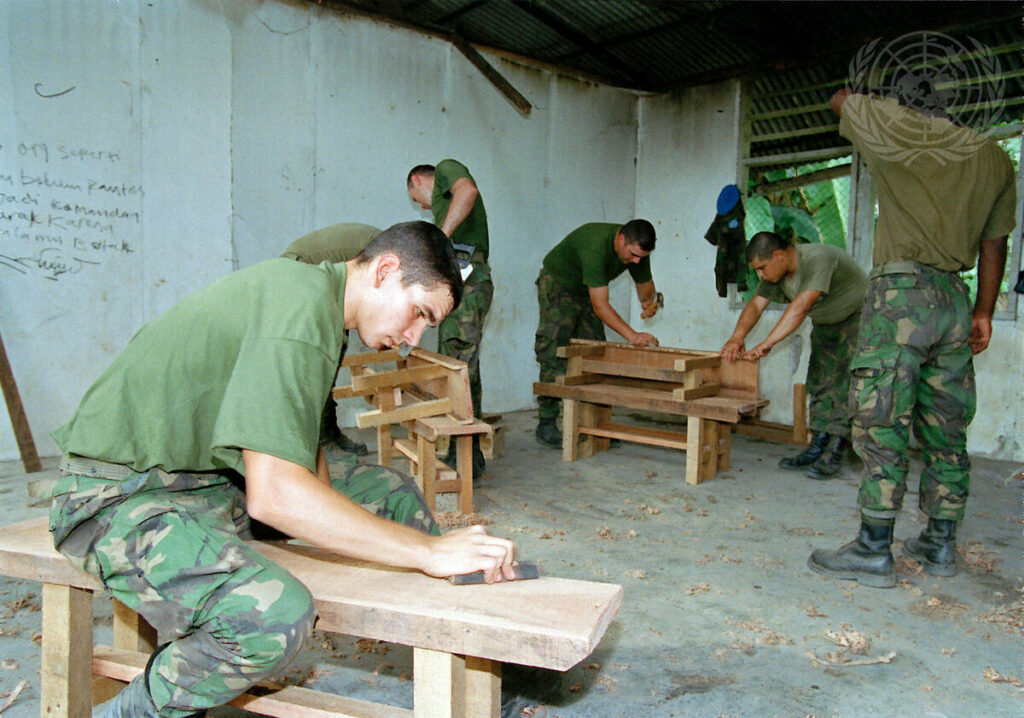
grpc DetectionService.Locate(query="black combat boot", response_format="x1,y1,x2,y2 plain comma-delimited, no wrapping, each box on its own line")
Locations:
779,431,829,470
806,435,847,480
902,518,958,576
535,418,561,448
808,518,896,588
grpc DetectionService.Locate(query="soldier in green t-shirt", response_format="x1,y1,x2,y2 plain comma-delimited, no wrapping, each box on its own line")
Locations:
722,232,867,479
283,222,382,457
534,220,661,447
407,160,491,475
809,89,1016,589
50,222,519,717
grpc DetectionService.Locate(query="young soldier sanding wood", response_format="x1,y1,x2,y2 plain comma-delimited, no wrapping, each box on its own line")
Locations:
50,221,518,717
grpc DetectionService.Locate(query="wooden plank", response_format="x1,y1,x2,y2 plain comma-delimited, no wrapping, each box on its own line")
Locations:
408,347,464,372
93,645,412,718
394,437,419,464
555,344,606,359
377,389,398,467
42,583,93,718
2,518,624,672
579,423,687,451
357,398,453,429
404,353,474,420
413,416,491,443
343,349,402,367
352,364,450,393
534,381,767,423
672,383,720,401
672,355,722,371
0,329,41,473
556,372,603,386
703,420,720,481
581,359,692,383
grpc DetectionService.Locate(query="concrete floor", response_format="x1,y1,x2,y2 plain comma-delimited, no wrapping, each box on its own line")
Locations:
0,409,1021,717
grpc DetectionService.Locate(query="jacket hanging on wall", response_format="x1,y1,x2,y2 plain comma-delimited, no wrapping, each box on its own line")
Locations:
704,184,748,297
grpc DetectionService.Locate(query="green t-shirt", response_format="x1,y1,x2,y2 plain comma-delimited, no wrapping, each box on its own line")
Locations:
282,223,380,264
542,223,653,295
754,244,868,325
52,259,348,476
840,94,1017,271
431,159,489,256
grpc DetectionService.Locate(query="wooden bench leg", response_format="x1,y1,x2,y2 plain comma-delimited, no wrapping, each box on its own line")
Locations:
578,402,598,460
464,656,500,718
42,583,94,718
562,399,580,462
718,425,732,471
685,416,704,485
455,435,474,514
419,433,437,512
413,647,466,718
94,599,159,704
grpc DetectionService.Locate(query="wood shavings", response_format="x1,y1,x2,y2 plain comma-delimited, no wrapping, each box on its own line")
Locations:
977,601,1024,636
983,666,1023,687
625,570,647,580
685,583,709,595
0,659,15,670
436,512,492,528
806,650,896,667
803,604,828,618
0,679,27,714
957,542,999,572
824,629,871,654
636,503,661,515
596,527,637,540
539,529,565,539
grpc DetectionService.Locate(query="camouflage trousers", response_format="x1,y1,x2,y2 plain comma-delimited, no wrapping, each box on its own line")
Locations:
806,311,860,439
535,269,605,421
850,262,976,522
50,456,438,717
439,261,493,418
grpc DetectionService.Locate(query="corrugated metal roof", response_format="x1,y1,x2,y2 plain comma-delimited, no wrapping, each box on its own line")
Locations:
312,0,1023,158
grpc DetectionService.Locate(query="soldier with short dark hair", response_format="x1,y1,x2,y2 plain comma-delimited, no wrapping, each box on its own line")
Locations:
722,230,867,479
51,221,517,718
534,220,661,448
407,160,491,475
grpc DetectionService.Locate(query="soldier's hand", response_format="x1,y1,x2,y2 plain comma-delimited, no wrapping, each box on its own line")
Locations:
970,314,993,354
631,332,659,348
743,343,772,360
721,338,744,362
423,525,516,583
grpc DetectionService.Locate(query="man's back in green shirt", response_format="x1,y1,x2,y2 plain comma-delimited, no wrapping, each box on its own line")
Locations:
282,223,381,264
431,159,489,255
754,244,867,325
52,259,348,476
542,222,652,295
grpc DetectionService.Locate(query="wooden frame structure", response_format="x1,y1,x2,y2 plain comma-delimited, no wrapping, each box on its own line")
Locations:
334,348,491,513
533,340,770,484
0,517,622,718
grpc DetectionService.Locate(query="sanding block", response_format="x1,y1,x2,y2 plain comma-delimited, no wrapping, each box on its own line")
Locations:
448,561,540,585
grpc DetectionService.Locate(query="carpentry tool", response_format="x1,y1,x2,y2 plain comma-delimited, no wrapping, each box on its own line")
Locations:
448,561,540,585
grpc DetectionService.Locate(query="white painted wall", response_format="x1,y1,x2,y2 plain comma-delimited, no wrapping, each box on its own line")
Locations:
1,0,1019,462
0,0,637,459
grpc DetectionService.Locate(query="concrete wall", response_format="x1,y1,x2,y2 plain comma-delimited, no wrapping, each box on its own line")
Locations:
0,0,638,459
1,0,1020,462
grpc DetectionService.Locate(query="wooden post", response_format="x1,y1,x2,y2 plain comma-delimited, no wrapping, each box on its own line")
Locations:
464,656,500,718
685,416,704,486
578,403,598,460
418,433,437,511
455,435,474,514
42,583,93,718
95,600,158,703
376,387,399,467
793,383,808,445
414,647,466,718
561,399,580,463
0,330,41,473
